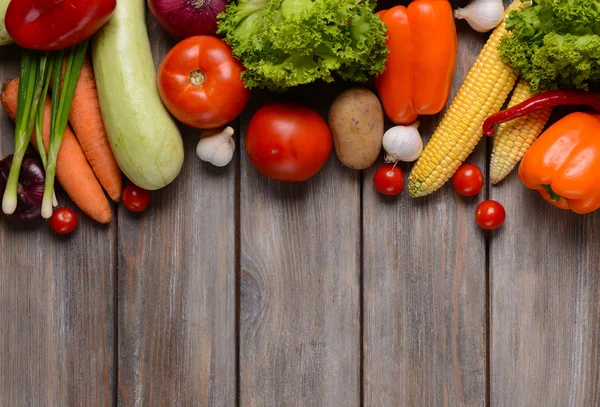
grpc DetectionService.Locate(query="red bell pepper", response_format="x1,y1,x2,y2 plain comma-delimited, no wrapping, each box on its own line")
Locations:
5,0,116,51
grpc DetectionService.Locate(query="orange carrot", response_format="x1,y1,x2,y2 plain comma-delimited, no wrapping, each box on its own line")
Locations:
1,78,112,224
53,58,123,202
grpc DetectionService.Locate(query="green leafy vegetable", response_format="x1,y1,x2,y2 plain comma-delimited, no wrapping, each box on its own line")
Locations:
498,0,600,91
218,0,388,91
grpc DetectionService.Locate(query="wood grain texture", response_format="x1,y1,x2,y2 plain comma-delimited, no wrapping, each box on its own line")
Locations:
490,157,600,407
362,8,488,406
239,83,361,406
0,45,115,406
116,15,236,406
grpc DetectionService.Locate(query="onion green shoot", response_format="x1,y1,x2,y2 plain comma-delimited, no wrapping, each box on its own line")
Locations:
41,39,89,219
35,54,58,207
2,50,46,215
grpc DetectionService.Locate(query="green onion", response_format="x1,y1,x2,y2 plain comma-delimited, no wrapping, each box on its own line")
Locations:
40,39,89,219
2,49,45,215
35,53,58,207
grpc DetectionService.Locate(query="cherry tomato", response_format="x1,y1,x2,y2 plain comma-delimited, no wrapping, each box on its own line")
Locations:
122,184,151,213
452,164,484,197
374,164,404,196
157,36,250,129
6,0,116,50
245,102,332,182
475,200,506,230
49,208,79,235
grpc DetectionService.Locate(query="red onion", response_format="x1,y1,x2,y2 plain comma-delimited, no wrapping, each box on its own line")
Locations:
0,154,44,221
148,0,228,40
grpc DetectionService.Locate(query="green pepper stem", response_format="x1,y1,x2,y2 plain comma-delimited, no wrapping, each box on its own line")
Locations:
542,184,562,202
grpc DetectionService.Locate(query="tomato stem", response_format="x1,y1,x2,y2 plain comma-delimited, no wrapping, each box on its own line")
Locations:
189,69,206,86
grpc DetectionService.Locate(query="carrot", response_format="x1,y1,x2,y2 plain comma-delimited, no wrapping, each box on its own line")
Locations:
1,78,112,224
55,58,123,202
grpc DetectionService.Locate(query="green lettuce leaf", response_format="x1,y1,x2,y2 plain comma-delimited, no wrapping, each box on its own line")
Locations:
498,0,600,91
218,0,388,91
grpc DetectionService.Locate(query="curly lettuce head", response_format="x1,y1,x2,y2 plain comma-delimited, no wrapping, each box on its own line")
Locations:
218,0,388,91
498,0,600,91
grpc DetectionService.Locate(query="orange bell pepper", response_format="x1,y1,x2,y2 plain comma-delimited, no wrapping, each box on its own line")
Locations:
518,112,600,214
375,0,457,125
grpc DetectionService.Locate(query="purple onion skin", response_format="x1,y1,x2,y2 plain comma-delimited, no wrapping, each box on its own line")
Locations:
0,154,45,221
148,0,228,40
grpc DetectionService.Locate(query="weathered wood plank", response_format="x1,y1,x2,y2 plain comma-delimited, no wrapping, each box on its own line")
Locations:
116,15,237,406
0,45,115,406
490,162,600,406
362,16,488,407
239,83,361,406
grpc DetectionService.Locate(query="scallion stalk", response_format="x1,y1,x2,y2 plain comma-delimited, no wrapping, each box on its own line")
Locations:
35,53,58,207
40,39,89,219
2,50,45,215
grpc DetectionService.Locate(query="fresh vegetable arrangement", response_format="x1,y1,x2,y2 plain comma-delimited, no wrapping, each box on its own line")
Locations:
2,0,600,236
408,0,520,198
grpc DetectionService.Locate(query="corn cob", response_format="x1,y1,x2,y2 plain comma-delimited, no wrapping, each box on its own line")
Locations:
407,1,521,198
490,78,552,184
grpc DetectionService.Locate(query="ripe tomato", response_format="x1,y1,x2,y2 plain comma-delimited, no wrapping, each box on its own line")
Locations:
374,164,404,195
6,0,116,50
49,208,79,235
157,36,250,129
452,164,484,197
122,184,151,213
245,102,332,182
475,200,506,230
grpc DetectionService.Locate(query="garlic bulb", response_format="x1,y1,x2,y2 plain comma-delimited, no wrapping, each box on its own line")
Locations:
382,123,423,163
196,126,235,167
454,0,505,33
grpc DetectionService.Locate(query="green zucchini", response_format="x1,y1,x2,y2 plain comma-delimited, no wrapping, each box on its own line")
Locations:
92,0,184,190
0,0,12,46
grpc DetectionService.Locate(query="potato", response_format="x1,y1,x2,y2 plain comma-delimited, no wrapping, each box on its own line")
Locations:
328,88,384,170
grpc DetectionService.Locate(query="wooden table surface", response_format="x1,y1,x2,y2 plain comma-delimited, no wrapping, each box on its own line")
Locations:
1,1,599,405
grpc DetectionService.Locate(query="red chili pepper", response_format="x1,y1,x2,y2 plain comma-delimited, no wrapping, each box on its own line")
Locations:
5,0,116,51
483,90,600,137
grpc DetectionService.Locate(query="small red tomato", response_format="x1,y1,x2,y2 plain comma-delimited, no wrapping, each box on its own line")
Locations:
374,164,404,196
245,102,332,182
157,36,250,129
475,200,506,230
452,164,484,197
122,184,151,213
49,208,79,235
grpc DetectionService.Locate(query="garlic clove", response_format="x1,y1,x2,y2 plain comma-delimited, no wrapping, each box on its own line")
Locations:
455,0,505,33
382,124,423,163
196,126,236,167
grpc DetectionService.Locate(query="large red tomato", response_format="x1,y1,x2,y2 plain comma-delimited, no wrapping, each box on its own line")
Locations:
157,36,250,129
245,103,332,182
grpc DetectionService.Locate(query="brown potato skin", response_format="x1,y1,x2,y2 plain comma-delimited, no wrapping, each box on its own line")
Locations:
328,88,384,170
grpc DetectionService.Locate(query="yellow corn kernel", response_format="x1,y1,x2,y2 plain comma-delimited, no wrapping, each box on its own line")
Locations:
408,1,521,198
490,78,552,184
